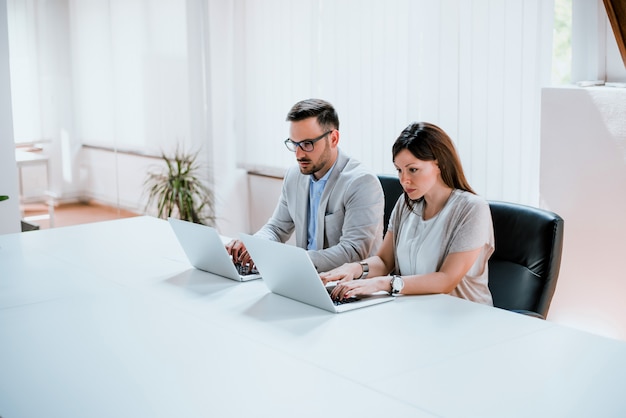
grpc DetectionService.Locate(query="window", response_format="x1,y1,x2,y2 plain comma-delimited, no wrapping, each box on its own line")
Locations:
552,0,572,85
569,0,626,83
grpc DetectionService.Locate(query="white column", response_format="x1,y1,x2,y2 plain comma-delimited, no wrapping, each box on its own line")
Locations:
0,0,21,234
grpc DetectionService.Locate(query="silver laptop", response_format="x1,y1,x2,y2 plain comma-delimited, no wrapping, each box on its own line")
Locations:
240,234,394,313
168,218,261,281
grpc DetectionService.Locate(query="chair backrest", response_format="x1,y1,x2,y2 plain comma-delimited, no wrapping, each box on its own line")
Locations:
377,174,404,236
488,200,564,319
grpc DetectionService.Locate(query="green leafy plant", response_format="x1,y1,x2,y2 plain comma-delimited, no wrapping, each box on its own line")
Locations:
0,195,8,202
143,147,215,225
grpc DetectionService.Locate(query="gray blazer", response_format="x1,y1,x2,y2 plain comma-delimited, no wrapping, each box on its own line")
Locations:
255,149,384,272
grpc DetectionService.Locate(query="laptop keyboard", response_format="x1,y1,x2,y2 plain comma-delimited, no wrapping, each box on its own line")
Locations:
326,287,359,305
333,297,359,306
235,262,259,276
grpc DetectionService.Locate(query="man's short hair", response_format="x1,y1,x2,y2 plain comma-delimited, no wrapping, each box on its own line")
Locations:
286,98,339,131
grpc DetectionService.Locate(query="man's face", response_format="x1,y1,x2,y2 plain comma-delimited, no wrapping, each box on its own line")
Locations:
288,117,337,179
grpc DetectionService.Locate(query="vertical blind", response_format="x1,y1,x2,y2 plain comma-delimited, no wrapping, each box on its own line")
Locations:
7,0,555,208
238,0,554,205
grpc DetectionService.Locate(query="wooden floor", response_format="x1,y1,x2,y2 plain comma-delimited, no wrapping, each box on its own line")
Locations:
22,201,140,230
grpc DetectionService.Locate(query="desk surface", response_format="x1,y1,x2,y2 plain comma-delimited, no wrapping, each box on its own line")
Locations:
1,216,625,418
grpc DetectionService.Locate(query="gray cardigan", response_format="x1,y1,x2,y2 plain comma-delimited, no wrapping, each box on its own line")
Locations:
388,190,494,305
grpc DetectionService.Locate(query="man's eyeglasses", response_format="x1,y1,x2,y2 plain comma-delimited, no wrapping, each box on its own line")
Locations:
284,130,332,152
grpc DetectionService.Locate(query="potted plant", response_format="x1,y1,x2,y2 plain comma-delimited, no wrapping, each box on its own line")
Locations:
143,147,215,225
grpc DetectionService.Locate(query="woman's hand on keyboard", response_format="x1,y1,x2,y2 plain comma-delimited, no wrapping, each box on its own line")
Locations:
330,277,390,300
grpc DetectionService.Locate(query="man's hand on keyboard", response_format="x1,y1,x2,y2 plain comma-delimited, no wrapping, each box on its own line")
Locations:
226,239,256,271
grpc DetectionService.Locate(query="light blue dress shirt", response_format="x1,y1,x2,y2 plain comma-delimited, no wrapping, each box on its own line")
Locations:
307,165,335,250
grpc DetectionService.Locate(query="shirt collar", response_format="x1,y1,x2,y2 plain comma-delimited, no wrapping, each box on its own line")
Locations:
310,161,336,183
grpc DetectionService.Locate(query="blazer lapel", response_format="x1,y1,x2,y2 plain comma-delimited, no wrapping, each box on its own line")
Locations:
295,174,310,249
314,149,349,250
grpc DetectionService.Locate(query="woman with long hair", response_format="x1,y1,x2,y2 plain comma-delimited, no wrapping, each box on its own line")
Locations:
320,122,494,305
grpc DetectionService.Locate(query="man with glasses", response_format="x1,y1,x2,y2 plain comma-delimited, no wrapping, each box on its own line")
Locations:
227,98,384,272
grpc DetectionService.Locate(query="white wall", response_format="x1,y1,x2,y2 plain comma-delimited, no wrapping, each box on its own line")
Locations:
541,86,626,341
247,173,282,229
0,0,21,234
80,147,158,211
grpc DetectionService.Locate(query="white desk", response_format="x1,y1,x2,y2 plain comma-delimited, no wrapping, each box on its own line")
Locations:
1,216,625,417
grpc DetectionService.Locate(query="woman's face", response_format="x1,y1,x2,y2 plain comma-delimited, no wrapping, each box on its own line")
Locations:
393,148,441,200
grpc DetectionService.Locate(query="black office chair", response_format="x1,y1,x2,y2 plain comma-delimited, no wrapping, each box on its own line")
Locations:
377,174,404,237
488,201,564,319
